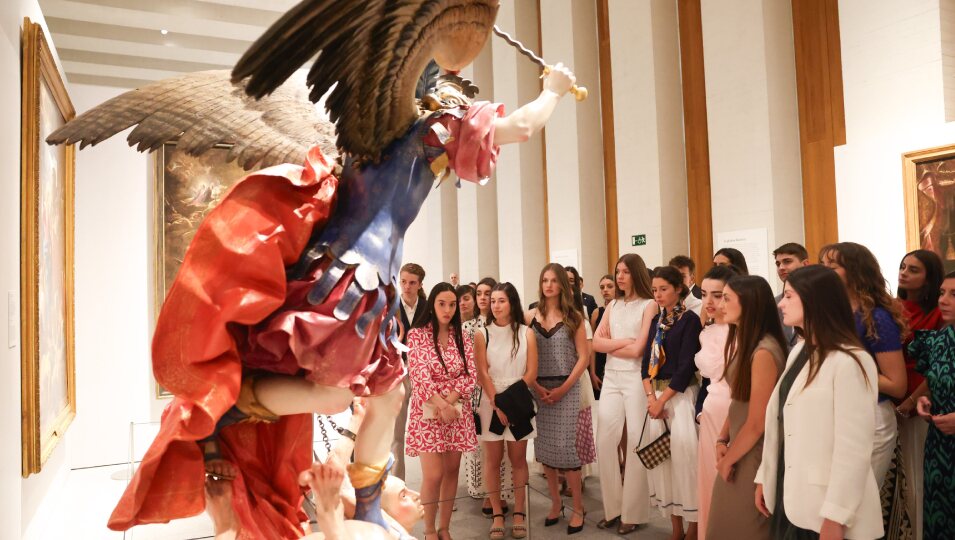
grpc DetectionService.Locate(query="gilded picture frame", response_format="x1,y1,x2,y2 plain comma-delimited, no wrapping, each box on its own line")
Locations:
152,142,251,398
20,18,77,477
902,144,955,273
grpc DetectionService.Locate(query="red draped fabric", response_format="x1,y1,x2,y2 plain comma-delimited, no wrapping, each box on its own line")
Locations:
108,147,338,538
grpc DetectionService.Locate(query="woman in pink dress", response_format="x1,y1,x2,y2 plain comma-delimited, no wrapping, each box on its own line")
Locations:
693,265,739,539
406,282,478,540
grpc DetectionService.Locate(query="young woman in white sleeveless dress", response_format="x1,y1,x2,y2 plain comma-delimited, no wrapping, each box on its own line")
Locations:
475,283,538,539
593,254,658,534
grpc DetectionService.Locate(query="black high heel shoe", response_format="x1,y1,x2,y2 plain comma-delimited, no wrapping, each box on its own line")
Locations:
544,507,563,527
567,510,586,535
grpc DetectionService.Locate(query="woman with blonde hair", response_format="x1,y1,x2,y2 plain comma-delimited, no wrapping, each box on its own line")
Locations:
529,263,592,534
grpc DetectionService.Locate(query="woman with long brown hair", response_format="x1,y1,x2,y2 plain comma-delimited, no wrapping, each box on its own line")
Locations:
474,283,537,539
529,263,592,534
593,254,657,534
820,242,907,490
706,276,786,540
757,265,883,539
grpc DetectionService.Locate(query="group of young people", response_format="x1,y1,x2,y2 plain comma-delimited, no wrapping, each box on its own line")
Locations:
361,240,955,540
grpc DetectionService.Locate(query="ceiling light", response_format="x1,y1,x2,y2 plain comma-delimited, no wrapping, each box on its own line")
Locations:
160,29,169,35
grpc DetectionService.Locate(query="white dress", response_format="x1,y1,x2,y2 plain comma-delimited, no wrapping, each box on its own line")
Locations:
462,315,514,500
478,322,535,441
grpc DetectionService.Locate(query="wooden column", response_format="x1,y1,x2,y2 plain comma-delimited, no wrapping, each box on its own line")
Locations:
677,0,714,275
597,0,618,269
791,0,845,258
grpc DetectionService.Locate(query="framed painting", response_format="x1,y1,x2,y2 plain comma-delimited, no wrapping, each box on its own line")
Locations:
20,18,76,477
903,144,955,273
153,142,252,398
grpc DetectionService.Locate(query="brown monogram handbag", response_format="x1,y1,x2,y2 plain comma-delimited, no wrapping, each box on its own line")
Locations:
635,411,671,469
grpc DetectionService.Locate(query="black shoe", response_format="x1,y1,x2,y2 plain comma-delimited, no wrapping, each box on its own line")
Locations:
544,508,563,527
567,510,585,535
596,515,620,529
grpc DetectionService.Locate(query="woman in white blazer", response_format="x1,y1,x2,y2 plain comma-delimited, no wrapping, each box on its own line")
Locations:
756,266,883,540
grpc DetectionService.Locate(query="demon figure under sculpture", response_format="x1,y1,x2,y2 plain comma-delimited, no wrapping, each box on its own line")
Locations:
47,1,581,538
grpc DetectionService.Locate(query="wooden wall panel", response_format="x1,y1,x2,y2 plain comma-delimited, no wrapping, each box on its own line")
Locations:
597,0,618,269
677,0,714,276
792,0,844,258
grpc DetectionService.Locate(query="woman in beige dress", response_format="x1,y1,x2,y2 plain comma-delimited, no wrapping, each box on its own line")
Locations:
706,276,787,540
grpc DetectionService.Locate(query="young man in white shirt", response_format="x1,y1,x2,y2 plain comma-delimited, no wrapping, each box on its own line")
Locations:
393,263,427,480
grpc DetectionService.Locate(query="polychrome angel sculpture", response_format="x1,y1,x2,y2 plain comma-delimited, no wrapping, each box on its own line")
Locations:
48,1,581,538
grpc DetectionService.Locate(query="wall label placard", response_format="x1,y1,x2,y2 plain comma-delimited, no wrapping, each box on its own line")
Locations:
631,234,647,246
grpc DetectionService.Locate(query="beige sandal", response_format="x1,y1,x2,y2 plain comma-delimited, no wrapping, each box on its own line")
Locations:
489,514,505,539
511,512,527,539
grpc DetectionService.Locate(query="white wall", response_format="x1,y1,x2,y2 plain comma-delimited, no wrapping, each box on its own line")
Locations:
608,0,688,269
835,0,955,284
69,83,152,468
701,0,803,285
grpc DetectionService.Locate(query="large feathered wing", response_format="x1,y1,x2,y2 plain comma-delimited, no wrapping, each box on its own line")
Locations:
45,70,338,170
232,0,499,162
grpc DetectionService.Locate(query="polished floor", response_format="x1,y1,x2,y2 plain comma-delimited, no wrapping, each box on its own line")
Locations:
35,412,674,539
46,459,674,539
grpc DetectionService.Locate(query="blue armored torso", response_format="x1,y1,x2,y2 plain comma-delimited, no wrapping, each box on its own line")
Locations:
288,115,444,349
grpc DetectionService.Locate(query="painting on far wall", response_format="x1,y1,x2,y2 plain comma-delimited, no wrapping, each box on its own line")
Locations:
20,18,77,477
903,144,955,273
153,142,254,397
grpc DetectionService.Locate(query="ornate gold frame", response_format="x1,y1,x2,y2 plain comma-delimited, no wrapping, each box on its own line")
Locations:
901,144,955,252
20,18,76,477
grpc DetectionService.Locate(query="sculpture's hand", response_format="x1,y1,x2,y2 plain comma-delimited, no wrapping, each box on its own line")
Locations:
543,63,576,97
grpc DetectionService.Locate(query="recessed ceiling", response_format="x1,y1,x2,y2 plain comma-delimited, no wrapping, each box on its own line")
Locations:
39,0,299,88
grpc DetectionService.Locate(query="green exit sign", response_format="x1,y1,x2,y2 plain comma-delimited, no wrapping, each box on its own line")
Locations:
631,234,646,246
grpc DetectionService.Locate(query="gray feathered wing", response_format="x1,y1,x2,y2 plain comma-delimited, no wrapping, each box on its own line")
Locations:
46,70,338,170
232,0,499,163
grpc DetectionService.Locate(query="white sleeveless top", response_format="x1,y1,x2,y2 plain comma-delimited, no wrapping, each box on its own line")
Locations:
485,321,529,391
605,297,655,372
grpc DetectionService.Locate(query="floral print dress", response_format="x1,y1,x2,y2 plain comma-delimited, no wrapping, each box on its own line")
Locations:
405,324,478,455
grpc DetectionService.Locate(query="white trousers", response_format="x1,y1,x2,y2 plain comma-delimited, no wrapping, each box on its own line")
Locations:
871,400,898,489
596,369,650,524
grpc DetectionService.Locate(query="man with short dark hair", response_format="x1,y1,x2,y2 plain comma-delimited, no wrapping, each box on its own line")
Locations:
668,255,701,299
565,266,598,318
772,243,809,345
668,255,702,316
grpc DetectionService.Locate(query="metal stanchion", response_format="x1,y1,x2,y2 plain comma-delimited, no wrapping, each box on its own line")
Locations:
525,482,532,539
